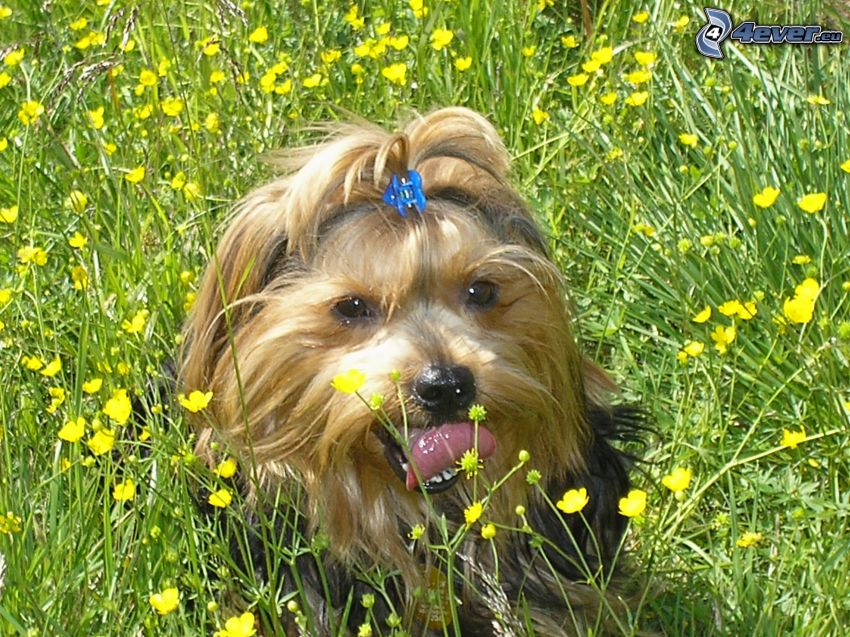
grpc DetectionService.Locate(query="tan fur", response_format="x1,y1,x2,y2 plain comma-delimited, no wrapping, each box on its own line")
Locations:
181,108,619,634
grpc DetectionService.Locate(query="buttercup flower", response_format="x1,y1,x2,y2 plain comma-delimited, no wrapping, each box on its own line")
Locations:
0,205,17,223
58,417,86,443
618,489,647,517
454,56,472,71
331,369,366,394
87,429,115,455
430,28,453,51
692,306,711,323
103,389,132,424
82,378,103,394
214,458,238,479
679,133,698,147
208,488,233,508
464,500,484,525
567,73,589,87
214,612,256,637
125,166,145,184
149,587,179,615
381,63,407,86
736,531,763,548
113,478,136,502
18,100,44,125
248,26,268,44
625,91,649,106
556,487,589,514
752,186,780,208
179,390,213,412
661,467,692,493
781,427,806,449
634,51,657,66
797,192,827,214
481,523,496,540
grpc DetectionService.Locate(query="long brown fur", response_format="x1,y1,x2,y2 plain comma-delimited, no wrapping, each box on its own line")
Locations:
180,107,637,635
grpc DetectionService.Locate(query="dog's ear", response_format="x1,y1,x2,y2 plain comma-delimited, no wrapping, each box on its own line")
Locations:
181,188,291,391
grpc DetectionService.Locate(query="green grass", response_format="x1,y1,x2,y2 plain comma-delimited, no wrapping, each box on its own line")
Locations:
1,0,849,635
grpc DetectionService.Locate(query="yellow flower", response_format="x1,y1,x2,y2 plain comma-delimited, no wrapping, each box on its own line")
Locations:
581,59,601,73
682,341,705,358
556,487,589,514
736,301,757,320
408,0,429,19
0,137,7,151
3,48,24,66
87,429,115,455
678,132,698,148
138,69,157,87
124,165,145,184
248,26,268,44
600,91,618,105
388,35,409,51
792,255,811,265
454,56,472,71
521,46,536,57
618,489,647,517
625,69,651,84
179,390,213,413
18,100,45,125
673,16,690,31
302,73,323,88
113,478,136,502
103,389,132,424
561,35,579,48
634,51,657,66
199,36,221,56
625,91,649,106
208,488,233,508
567,73,589,87
710,324,736,354
806,94,830,106
18,246,48,266
69,231,87,249
840,159,850,173
532,108,549,125
752,186,780,208
22,355,44,371
692,305,711,323
661,467,692,493
71,265,88,290
381,63,407,86
430,28,454,51
590,46,614,65
161,97,184,117
214,458,238,479
783,296,815,324
331,369,366,394
0,71,10,88
480,523,497,540
122,309,149,334
718,300,743,317
632,11,649,24
41,356,62,377
149,588,180,615
736,531,763,548
781,427,807,449
47,387,66,414
0,5,12,19
795,278,820,301
0,205,17,223
797,192,827,214
320,49,341,65
58,417,86,443
343,5,365,30
82,378,103,394
88,106,105,129
464,500,484,525
215,612,256,637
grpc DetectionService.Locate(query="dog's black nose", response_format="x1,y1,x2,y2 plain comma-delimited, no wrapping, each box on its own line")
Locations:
411,365,476,415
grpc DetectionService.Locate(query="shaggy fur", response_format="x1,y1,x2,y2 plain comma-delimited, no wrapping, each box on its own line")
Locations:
180,107,639,635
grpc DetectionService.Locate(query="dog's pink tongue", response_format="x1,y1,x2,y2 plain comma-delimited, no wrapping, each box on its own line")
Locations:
405,422,496,490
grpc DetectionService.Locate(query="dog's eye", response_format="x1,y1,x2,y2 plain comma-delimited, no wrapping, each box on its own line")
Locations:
465,280,499,309
332,296,374,323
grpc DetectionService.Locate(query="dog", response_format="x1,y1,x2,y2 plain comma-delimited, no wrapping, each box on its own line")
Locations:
180,107,640,636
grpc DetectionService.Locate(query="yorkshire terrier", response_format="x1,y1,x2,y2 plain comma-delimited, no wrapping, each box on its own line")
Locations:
180,107,640,636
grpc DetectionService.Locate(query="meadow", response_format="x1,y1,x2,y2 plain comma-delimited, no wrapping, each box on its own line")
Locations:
1,0,849,635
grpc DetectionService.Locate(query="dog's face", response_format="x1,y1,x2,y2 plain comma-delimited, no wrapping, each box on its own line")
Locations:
182,108,607,555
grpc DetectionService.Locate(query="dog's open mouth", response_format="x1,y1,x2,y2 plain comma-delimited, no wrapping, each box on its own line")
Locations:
379,422,497,494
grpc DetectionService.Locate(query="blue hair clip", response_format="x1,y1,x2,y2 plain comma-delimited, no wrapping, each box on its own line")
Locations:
382,170,426,217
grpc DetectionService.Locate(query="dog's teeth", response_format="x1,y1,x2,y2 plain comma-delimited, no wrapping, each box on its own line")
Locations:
430,473,443,483
401,462,409,473
441,469,456,480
